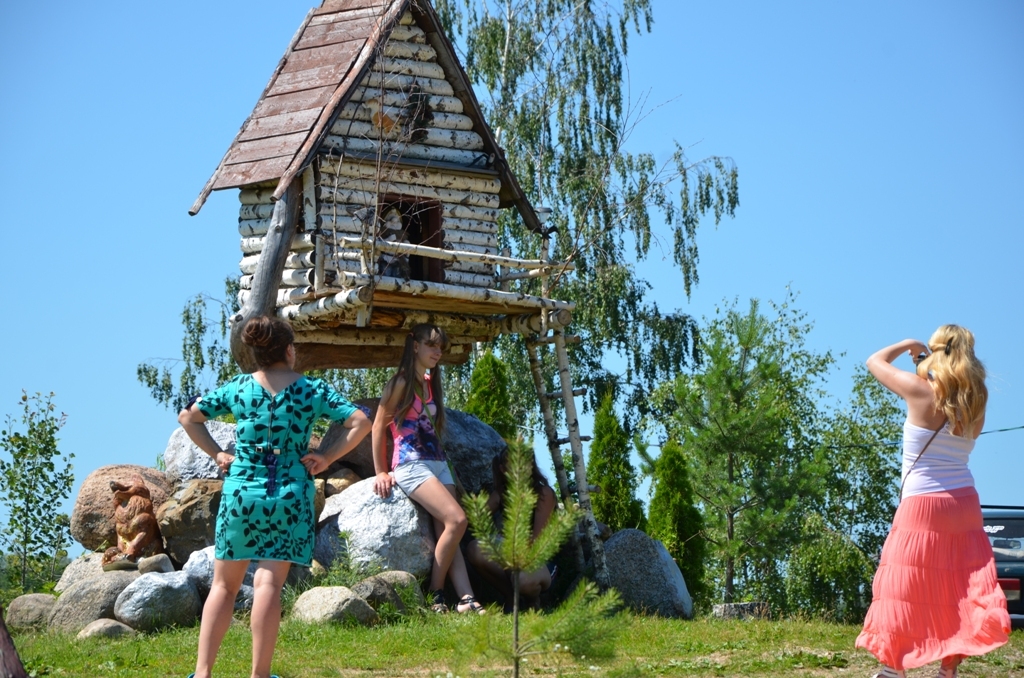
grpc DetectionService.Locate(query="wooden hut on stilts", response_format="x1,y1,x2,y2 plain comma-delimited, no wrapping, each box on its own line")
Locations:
190,0,608,586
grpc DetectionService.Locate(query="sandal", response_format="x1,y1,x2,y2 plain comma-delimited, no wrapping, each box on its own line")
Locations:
457,595,486,615
429,589,448,613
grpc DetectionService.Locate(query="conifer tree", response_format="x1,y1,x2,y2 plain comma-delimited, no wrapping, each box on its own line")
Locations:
464,351,517,440
586,393,645,532
639,439,708,608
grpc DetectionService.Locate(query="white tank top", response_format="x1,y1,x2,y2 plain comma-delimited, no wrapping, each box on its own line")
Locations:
900,419,975,498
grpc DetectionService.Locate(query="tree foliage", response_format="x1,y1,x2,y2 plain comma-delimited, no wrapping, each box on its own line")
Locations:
0,392,74,594
587,393,645,532
817,366,903,560
462,438,619,678
655,296,833,606
636,438,708,610
436,0,739,421
464,351,517,440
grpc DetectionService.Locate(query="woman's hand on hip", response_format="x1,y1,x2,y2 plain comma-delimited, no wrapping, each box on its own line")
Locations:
373,471,396,498
301,451,331,476
214,451,235,474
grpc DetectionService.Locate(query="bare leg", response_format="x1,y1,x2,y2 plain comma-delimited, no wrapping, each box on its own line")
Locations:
409,479,468,592
938,655,962,677
465,539,512,601
250,560,291,678
195,559,249,678
517,565,552,608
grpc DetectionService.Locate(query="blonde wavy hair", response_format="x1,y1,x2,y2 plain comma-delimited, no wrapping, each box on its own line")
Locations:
915,324,987,437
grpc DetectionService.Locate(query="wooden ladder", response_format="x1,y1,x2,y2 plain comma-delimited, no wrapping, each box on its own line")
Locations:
525,329,610,588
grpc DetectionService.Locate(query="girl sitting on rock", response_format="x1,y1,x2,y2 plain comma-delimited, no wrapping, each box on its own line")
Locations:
371,323,485,614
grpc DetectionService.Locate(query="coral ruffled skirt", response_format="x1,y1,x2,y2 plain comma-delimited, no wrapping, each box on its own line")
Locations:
856,487,1010,670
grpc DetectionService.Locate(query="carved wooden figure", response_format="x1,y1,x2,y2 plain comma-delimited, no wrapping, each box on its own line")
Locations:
102,474,164,567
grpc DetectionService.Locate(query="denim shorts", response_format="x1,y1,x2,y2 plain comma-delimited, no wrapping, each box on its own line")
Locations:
393,459,454,495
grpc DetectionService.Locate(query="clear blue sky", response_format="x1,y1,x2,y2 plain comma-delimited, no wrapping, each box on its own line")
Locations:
1,0,1021,539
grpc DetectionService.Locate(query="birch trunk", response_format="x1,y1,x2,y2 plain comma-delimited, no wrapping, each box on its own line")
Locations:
320,134,488,166
321,159,499,193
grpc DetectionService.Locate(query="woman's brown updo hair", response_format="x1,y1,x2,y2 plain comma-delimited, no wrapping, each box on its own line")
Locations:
241,316,294,367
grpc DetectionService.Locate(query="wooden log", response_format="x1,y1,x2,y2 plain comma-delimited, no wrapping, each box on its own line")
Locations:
328,119,484,151
359,71,454,97
320,134,487,166
239,203,275,220
278,286,373,321
525,341,585,573
294,343,469,371
447,241,496,255
349,85,462,112
441,217,498,234
319,187,500,222
497,263,576,282
301,165,317,233
324,176,498,208
336,236,548,270
333,273,576,311
292,328,484,348
240,254,363,275
240,233,315,254
376,56,445,81
334,102,475,132
238,286,317,307
281,268,315,287
554,330,609,587
443,229,496,248
238,218,273,237
388,24,426,44
442,270,494,288
448,260,494,275
320,158,499,193
238,185,277,205
503,310,572,333
231,182,301,372
383,41,437,62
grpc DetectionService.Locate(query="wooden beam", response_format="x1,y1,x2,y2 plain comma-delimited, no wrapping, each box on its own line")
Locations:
335,236,554,270
334,272,575,311
320,135,491,169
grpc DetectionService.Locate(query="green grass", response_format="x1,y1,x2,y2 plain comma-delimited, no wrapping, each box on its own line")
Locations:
11,615,1024,677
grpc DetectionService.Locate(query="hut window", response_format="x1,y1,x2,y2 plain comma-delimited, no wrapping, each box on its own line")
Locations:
376,198,443,284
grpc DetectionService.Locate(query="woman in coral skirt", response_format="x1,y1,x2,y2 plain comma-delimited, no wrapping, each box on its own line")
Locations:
856,325,1010,678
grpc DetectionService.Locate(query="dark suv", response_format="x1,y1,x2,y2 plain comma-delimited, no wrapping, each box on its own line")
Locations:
982,505,1024,629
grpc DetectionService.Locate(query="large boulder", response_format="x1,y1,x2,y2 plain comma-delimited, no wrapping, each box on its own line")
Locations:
156,479,222,563
163,421,235,485
318,402,505,494
48,570,140,634
291,586,378,626
55,552,105,592
604,529,693,619
183,546,256,610
70,465,171,552
138,554,174,574
315,478,433,578
4,594,56,631
114,571,202,632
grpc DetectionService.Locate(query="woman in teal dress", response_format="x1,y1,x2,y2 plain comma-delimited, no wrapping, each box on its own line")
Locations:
178,316,370,678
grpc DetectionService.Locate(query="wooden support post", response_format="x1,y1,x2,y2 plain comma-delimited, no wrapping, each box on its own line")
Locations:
230,181,302,373
553,329,610,587
525,340,586,574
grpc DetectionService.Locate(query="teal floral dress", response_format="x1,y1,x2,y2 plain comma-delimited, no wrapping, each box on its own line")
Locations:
196,375,357,566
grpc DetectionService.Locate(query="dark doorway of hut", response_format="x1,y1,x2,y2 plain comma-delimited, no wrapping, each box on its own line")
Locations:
375,197,443,284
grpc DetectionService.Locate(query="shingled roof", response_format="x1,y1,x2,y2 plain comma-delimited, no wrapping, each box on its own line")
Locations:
190,0,542,233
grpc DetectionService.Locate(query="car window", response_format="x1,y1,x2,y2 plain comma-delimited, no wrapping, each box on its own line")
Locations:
984,517,1024,562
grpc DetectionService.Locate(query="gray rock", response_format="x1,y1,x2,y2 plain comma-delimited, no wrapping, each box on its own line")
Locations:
76,618,136,640
712,602,769,620
351,575,404,612
375,570,423,606
156,479,222,563
138,553,174,574
291,586,378,626
164,421,235,484
48,571,140,634
183,546,258,611
604,529,693,619
317,491,353,527
5,593,57,630
319,401,505,495
114,571,201,632
56,552,106,593
315,478,433,578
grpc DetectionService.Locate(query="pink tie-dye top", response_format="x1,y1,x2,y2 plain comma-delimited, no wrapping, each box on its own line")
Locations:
389,375,445,469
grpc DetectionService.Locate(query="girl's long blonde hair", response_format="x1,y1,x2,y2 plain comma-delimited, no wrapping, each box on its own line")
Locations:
916,324,987,437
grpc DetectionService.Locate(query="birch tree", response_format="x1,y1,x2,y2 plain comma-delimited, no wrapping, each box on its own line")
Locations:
436,0,740,420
